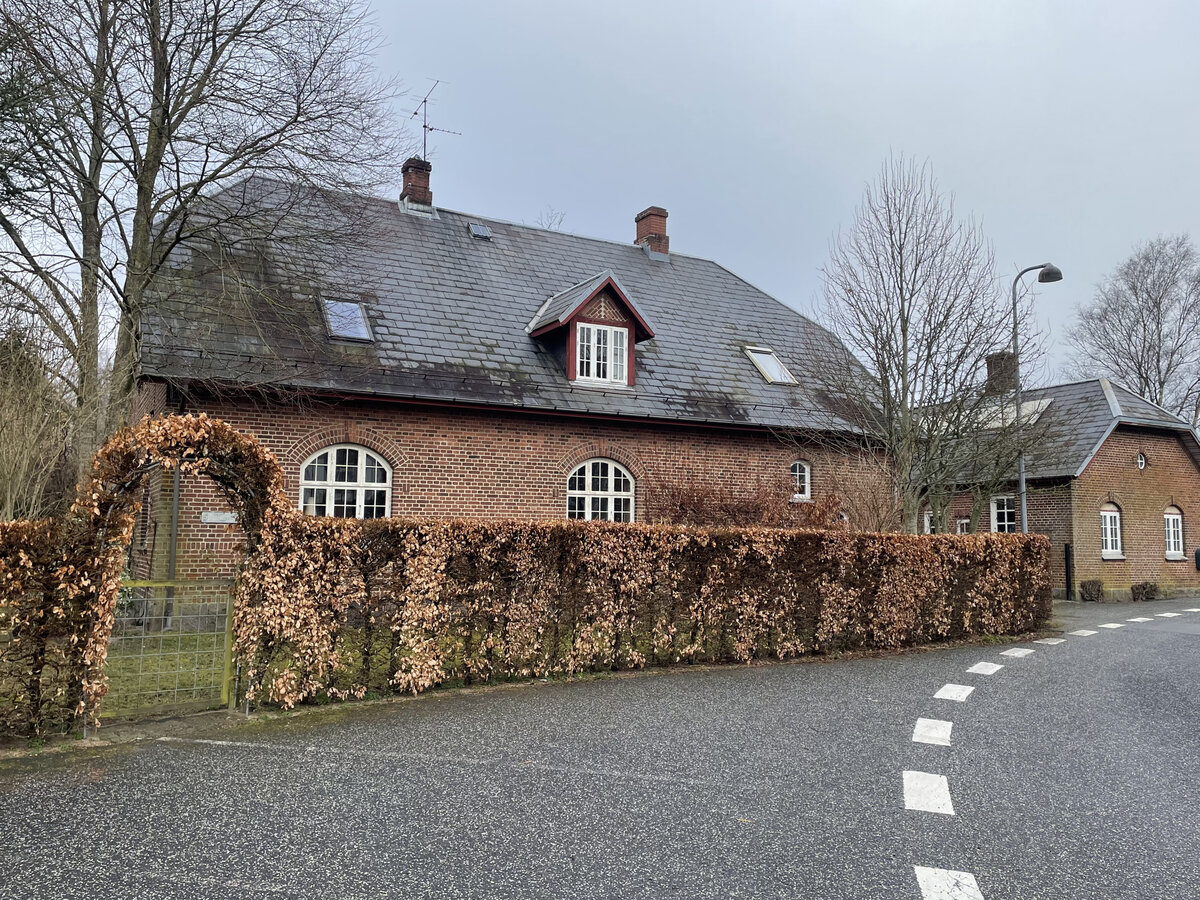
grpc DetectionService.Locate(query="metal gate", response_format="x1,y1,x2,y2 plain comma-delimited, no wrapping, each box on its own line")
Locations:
103,578,235,717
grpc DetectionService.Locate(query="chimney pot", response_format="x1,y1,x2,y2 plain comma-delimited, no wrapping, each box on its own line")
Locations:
400,157,433,207
634,206,669,254
984,351,1017,395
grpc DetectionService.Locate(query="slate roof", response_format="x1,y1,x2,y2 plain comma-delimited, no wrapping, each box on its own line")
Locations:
140,183,863,434
1019,378,1200,480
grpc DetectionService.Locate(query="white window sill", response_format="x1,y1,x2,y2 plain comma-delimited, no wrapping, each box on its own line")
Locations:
1166,553,1187,562
790,494,812,504
1101,552,1125,561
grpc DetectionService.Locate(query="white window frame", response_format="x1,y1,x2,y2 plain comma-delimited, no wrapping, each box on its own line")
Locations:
1100,503,1123,559
575,323,629,385
990,495,1017,534
1164,507,1185,560
923,510,934,534
299,444,392,520
322,298,372,341
566,458,635,522
790,460,811,502
744,346,798,384
956,518,971,534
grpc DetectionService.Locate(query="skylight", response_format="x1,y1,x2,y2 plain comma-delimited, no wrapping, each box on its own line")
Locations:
468,221,492,240
322,299,372,341
744,346,797,384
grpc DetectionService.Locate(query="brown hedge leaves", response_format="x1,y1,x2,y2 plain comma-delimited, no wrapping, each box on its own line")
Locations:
236,518,1053,708
1,414,1053,732
0,413,284,735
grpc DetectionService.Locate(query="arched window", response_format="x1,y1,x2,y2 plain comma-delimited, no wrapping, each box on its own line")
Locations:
1100,502,1123,558
566,459,634,522
790,460,811,501
299,445,391,519
1164,506,1185,559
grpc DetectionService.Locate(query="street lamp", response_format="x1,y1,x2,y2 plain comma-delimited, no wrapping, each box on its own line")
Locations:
1011,262,1063,533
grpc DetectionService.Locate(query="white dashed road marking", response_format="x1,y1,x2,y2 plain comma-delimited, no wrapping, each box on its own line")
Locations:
1099,623,1125,629
912,718,953,747
967,662,1003,675
1126,617,1153,622
913,866,987,900
1069,629,1098,636
904,771,955,815
934,684,975,702
1156,612,1182,617
1034,638,1066,645
1186,608,1200,612
1000,648,1034,658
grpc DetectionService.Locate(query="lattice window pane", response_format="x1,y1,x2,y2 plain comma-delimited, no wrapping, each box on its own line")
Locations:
333,488,357,518
304,452,328,483
302,487,327,516
591,496,609,520
591,460,609,492
612,328,626,382
335,447,359,483
364,453,388,484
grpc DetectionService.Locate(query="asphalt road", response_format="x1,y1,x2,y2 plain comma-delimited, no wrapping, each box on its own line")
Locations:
2,597,1198,900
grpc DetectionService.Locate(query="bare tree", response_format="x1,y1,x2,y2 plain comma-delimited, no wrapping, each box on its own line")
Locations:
0,0,408,473
535,206,567,231
0,299,76,520
1068,234,1200,424
817,155,1042,533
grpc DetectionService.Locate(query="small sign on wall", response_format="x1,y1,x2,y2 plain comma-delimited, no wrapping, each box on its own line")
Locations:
200,511,238,525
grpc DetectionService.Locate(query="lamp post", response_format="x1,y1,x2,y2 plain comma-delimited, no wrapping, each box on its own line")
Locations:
1011,262,1063,533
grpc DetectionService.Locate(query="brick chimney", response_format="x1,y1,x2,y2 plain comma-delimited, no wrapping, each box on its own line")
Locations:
635,206,669,254
984,351,1017,395
400,157,433,207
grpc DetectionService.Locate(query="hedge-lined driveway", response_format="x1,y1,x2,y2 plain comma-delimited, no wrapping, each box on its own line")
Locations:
2,598,1199,899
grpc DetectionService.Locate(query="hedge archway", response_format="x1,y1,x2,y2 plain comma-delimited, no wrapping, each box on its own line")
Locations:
0,414,287,735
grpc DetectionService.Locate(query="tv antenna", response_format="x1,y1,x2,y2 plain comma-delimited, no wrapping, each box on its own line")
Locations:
411,79,461,160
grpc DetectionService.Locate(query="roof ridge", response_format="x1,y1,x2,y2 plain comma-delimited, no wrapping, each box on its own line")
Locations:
1108,380,1189,423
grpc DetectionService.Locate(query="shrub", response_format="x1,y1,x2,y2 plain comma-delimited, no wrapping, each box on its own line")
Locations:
1131,581,1158,603
644,475,844,529
234,519,1054,708
0,413,1056,733
1079,579,1104,602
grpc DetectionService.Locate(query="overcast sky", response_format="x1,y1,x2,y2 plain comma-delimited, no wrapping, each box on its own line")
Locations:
368,0,1198,380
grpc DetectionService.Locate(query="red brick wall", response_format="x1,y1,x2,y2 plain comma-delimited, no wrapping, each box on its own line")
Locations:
132,383,893,579
1072,426,1200,599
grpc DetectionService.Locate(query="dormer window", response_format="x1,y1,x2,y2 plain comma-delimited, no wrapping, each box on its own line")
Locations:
576,323,628,385
323,299,372,341
744,346,797,384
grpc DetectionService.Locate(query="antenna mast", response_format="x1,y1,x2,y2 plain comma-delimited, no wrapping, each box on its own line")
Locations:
411,79,462,160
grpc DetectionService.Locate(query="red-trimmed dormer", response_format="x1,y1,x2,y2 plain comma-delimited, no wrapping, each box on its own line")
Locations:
525,271,654,387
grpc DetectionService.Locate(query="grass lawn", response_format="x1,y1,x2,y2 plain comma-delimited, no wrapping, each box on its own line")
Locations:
104,631,228,714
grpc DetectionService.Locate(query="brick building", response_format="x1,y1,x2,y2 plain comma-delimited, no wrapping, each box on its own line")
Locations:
132,161,890,580
940,376,1200,600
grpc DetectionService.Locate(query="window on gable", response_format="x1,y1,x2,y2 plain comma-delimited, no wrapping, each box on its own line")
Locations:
566,459,635,522
322,299,372,341
300,445,390,519
790,460,811,502
1164,506,1184,559
744,346,797,384
990,495,1017,533
576,323,628,385
1100,502,1123,558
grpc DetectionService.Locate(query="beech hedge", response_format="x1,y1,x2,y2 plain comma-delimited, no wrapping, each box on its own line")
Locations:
0,413,1053,733
236,517,1052,707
